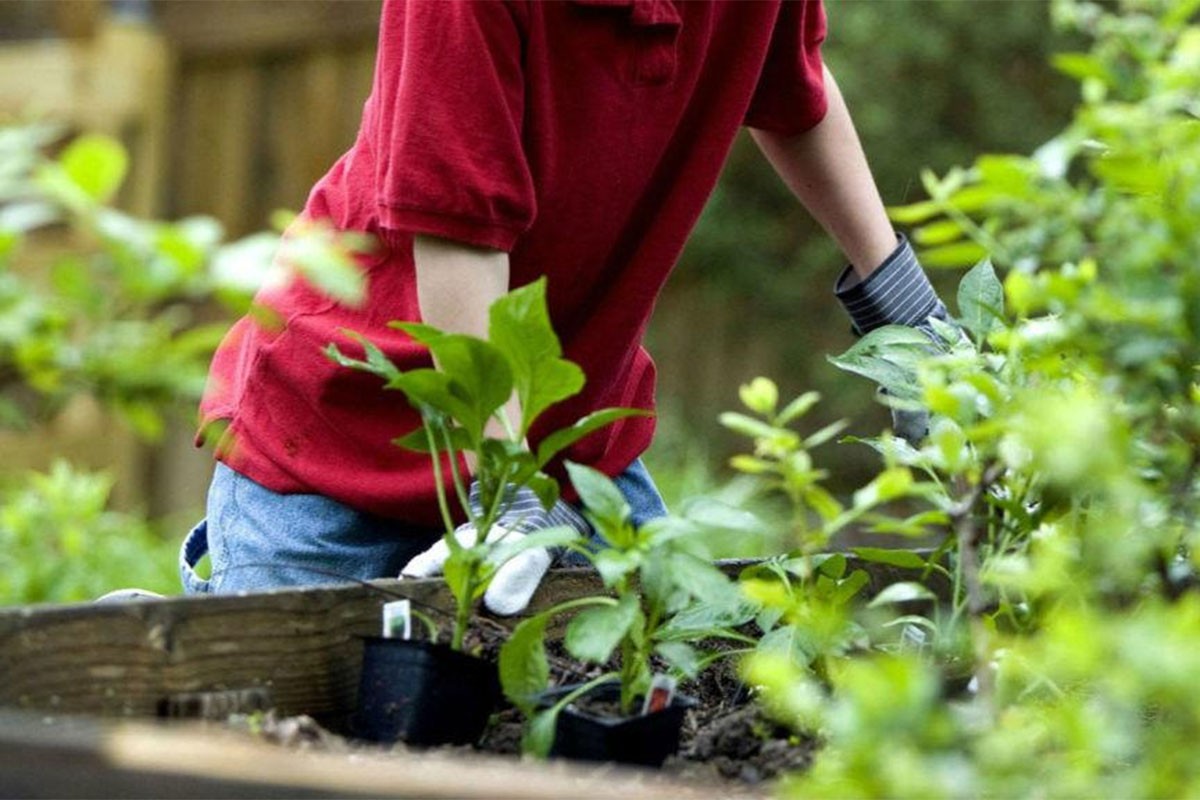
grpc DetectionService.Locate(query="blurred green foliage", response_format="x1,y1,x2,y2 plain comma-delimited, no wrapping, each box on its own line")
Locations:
738,0,1200,794
649,0,1079,504
0,461,179,603
0,1,1108,601
0,124,365,606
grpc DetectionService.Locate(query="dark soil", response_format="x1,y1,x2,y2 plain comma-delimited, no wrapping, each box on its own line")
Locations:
227,616,816,789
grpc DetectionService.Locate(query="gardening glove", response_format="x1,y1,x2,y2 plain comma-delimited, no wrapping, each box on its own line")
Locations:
835,235,956,444
400,483,590,616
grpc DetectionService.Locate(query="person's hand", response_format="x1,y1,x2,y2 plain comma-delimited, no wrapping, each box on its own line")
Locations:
835,235,961,444
400,483,590,615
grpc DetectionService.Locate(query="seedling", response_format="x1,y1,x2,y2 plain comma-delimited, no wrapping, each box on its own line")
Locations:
327,278,645,650
499,461,761,757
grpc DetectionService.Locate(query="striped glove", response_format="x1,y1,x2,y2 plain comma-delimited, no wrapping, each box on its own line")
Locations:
835,235,955,444
400,483,590,615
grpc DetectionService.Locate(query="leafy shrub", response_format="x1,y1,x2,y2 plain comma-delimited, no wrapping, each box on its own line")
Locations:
0,461,178,603
0,125,364,604
739,1,1200,796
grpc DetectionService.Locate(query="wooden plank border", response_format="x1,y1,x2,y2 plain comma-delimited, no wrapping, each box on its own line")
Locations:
0,558,942,721
0,712,761,800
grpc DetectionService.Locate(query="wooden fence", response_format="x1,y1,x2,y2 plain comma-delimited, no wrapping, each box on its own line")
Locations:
0,0,381,516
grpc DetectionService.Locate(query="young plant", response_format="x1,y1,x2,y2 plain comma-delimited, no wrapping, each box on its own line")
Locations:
746,3,1200,796
326,278,644,651
499,460,759,756
720,377,949,678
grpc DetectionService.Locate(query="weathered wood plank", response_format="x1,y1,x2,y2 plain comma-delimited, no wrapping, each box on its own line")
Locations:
0,713,755,800
0,558,941,722
0,570,604,722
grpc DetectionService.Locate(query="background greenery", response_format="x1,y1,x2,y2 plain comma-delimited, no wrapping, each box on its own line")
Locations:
647,0,1078,519
2,1,1080,604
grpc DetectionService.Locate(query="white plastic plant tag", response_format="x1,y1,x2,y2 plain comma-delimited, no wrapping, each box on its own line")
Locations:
382,599,412,640
900,623,928,652
641,674,677,716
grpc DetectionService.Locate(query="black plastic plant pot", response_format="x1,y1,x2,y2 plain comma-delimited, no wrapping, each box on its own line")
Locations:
352,637,500,746
542,681,697,767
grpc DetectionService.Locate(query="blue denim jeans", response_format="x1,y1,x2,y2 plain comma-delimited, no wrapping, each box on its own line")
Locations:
180,459,667,595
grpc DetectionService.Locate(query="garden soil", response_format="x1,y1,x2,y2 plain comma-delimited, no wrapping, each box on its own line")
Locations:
224,629,817,791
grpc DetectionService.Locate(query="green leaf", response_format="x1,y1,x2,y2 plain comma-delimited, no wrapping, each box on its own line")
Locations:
756,624,814,668
524,471,561,511
888,199,943,225
718,411,784,442
393,326,511,443
804,419,850,450
828,326,931,399
867,510,951,538
499,615,551,713
668,551,735,602
739,377,778,416
868,581,937,607
392,425,472,454
592,547,640,585
565,595,638,664
853,467,917,509
659,596,759,636
277,222,368,306
957,259,1004,340
535,407,648,467
1051,52,1114,84
815,553,847,580
523,708,560,758
654,641,701,677
678,496,762,536
912,219,965,247
60,134,128,202
852,547,928,569
442,546,476,607
776,391,820,426
389,321,442,346
919,241,990,270
324,331,402,382
388,369,464,421
565,461,631,535
845,325,934,352
489,278,584,435
832,569,870,605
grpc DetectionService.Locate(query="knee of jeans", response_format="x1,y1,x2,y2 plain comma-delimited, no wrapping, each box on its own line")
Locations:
613,458,669,528
179,519,211,595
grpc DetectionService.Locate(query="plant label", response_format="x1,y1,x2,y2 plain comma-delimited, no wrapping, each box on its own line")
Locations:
641,674,677,715
382,599,412,640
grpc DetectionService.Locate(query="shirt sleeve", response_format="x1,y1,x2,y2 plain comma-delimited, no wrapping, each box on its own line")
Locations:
373,0,534,251
744,0,829,136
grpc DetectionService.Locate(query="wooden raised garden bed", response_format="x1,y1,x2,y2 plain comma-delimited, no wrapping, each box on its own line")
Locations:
0,559,937,799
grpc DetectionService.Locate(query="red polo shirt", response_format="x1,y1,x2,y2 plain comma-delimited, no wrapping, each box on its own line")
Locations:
201,0,828,528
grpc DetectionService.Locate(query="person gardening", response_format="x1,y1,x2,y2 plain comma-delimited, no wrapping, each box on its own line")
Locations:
179,0,951,612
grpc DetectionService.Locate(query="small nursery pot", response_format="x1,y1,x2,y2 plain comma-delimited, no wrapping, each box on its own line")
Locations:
541,681,696,767
352,638,500,746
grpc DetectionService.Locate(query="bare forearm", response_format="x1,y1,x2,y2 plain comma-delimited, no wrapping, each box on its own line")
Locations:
414,234,510,340
750,66,896,280
413,234,520,446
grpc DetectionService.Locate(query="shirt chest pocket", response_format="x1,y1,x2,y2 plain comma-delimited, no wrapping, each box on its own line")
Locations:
568,0,682,86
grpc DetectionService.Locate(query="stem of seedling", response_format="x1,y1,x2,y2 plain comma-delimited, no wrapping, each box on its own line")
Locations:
949,462,1003,711
423,421,456,538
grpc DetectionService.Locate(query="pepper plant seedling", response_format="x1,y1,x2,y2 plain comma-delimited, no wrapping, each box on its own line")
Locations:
499,461,760,756
326,277,645,651
721,378,948,680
